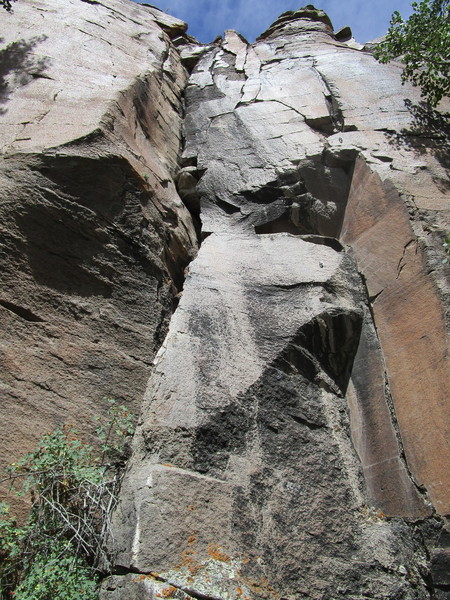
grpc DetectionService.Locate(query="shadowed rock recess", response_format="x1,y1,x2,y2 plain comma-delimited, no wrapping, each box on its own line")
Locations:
1,2,449,599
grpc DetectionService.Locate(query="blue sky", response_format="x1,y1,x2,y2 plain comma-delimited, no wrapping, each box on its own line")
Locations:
134,1,414,44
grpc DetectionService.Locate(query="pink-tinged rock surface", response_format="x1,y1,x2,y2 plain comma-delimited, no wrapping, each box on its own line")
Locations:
0,0,197,514
346,314,431,519
342,157,450,515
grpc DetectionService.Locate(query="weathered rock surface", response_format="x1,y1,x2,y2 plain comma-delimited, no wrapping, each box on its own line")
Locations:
103,5,449,600
341,158,449,517
1,2,449,599
108,232,434,599
0,0,197,510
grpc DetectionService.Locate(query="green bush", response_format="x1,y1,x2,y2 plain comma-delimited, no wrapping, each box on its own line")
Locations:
0,398,135,599
13,543,98,600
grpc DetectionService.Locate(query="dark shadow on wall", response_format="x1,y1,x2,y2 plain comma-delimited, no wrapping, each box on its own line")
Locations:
0,35,50,115
11,154,166,298
250,151,358,239
384,99,450,178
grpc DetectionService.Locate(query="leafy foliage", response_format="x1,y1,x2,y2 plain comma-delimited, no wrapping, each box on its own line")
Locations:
374,0,450,107
95,397,135,465
443,233,450,263
0,399,136,599
13,543,98,600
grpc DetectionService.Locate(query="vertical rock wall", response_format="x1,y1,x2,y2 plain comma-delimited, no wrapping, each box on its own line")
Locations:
0,0,197,512
103,6,449,600
0,2,449,599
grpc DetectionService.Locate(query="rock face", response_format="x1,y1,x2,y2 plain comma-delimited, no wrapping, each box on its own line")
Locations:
1,2,449,599
0,0,197,511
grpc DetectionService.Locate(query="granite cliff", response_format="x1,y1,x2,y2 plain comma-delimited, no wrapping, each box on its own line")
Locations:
0,1,449,599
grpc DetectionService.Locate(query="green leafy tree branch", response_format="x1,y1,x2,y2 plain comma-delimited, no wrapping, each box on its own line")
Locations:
374,0,450,107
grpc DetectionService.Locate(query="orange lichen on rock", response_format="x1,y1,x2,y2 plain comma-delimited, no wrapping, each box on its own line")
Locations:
240,574,281,600
176,535,205,576
133,574,153,582
187,561,204,575
161,585,178,598
207,543,230,562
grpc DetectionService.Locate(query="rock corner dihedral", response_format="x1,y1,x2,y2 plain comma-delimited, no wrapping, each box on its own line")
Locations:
1,2,449,599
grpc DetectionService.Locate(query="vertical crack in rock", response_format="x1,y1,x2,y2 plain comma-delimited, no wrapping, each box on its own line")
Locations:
311,58,345,133
396,238,416,279
381,371,431,500
347,275,433,518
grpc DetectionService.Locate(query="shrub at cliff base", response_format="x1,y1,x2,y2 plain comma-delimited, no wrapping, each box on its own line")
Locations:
0,398,135,600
